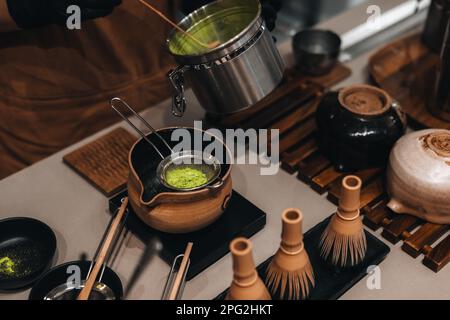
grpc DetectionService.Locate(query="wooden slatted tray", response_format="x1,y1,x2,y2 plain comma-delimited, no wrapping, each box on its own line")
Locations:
278,126,448,273
205,64,351,130
206,64,450,273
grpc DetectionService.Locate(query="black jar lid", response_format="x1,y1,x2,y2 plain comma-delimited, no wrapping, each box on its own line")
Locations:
338,84,393,117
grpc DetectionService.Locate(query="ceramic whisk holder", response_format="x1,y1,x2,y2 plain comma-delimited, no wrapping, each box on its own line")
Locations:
387,129,450,224
316,84,407,172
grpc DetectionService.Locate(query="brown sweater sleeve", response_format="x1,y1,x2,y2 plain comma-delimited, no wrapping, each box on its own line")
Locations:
0,0,18,31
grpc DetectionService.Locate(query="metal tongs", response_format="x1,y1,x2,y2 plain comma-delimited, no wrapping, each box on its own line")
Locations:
161,242,193,300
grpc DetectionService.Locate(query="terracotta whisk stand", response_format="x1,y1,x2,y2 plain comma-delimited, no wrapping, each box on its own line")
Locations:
225,238,271,300
265,209,315,300
319,176,367,268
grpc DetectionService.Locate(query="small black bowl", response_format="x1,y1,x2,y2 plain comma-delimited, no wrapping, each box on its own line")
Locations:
293,29,342,76
29,260,123,300
0,217,57,291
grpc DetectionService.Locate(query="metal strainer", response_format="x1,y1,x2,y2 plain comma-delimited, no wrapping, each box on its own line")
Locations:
110,98,222,191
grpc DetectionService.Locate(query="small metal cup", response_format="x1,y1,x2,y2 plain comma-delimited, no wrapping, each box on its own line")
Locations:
292,29,341,76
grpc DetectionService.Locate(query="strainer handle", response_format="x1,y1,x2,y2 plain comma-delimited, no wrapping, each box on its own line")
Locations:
110,97,173,159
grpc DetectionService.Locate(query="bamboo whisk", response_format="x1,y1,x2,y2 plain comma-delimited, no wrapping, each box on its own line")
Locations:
138,0,220,49
319,176,367,267
265,208,315,300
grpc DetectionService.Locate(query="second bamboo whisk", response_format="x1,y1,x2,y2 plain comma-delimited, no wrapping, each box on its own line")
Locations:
319,175,367,267
265,208,315,300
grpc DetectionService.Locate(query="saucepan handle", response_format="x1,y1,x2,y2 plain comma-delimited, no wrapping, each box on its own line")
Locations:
168,65,189,117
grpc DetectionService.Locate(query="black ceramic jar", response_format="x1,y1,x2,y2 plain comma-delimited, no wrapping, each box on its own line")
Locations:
316,85,407,172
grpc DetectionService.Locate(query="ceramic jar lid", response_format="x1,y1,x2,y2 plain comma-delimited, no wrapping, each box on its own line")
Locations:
338,84,393,116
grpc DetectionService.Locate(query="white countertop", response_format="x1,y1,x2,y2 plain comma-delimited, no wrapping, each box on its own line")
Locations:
1,1,449,300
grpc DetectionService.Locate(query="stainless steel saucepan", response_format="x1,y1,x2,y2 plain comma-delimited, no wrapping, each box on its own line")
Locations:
167,0,285,116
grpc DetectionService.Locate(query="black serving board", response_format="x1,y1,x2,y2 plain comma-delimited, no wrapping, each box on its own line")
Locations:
109,190,266,281
215,216,390,300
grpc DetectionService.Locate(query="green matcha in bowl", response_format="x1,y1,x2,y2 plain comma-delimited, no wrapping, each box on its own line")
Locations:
165,166,208,190
157,150,222,192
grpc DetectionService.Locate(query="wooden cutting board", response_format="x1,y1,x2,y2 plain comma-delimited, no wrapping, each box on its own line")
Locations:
63,127,137,197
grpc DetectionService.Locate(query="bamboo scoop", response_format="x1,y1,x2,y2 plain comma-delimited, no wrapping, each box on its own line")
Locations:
319,176,367,267
77,197,129,300
138,0,220,49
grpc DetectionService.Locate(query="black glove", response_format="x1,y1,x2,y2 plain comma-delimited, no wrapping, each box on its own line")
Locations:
7,0,122,29
260,0,282,31
182,0,282,31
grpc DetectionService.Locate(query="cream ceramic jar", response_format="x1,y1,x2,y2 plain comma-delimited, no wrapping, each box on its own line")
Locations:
387,129,450,224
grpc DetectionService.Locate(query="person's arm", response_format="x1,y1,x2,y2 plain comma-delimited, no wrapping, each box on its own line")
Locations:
0,0,18,32
1,0,121,30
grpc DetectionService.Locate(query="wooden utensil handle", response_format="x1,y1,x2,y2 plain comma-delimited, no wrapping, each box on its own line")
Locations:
77,197,129,300
138,0,209,48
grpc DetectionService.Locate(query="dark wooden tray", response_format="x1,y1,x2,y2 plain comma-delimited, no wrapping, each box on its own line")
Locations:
205,64,351,130
109,190,266,281
204,59,450,273
369,33,450,130
215,215,390,300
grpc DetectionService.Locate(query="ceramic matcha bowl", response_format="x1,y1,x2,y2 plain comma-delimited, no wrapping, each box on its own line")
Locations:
128,127,233,234
387,129,450,224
